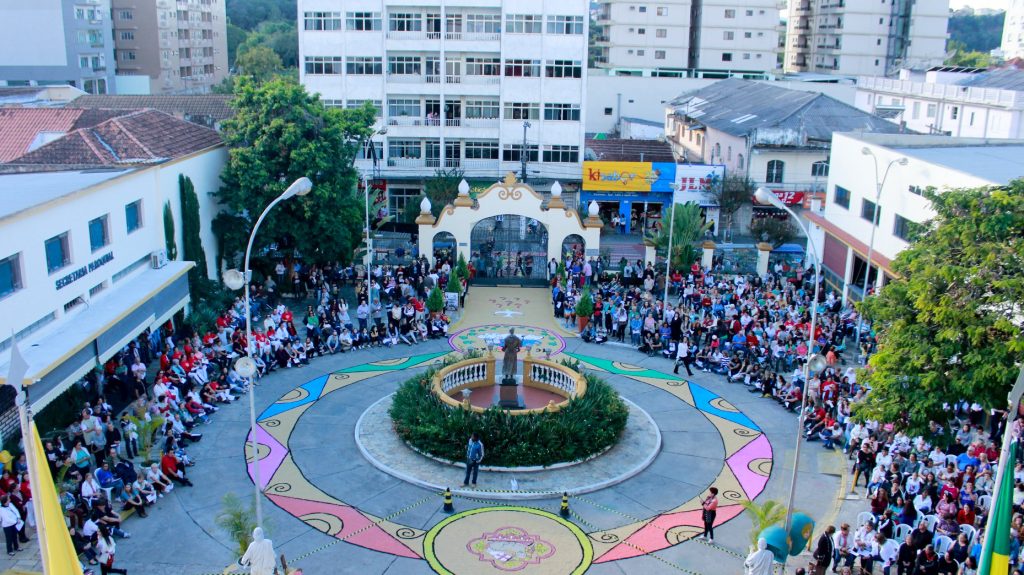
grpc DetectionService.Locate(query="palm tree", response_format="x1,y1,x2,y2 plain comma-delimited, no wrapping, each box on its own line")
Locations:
739,499,787,549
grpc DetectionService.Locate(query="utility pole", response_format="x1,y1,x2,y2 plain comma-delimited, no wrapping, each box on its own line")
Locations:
520,121,531,183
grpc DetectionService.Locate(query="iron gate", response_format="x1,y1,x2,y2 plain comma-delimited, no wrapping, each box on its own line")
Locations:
470,215,548,286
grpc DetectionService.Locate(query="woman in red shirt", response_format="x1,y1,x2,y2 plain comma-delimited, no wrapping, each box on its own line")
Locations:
701,487,719,542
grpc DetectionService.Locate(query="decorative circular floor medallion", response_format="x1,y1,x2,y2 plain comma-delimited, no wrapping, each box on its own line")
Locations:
448,324,566,356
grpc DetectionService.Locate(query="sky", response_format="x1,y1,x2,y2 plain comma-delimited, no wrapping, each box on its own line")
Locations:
949,0,1009,10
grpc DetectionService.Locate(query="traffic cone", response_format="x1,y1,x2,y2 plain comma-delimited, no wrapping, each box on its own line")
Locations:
560,492,570,518
443,487,454,513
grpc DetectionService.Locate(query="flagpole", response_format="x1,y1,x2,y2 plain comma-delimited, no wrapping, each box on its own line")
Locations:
979,365,1024,574
18,384,48,574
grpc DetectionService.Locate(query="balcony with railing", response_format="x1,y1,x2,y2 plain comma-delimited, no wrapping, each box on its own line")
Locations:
463,74,500,85
444,32,500,42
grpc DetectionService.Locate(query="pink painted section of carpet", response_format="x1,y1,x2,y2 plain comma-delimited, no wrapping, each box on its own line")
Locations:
453,385,565,409
594,504,743,563
726,434,772,497
267,493,420,558
245,426,288,490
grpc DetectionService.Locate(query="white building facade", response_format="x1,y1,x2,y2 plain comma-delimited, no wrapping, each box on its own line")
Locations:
297,0,588,217
807,133,1024,303
784,0,949,76
0,147,225,416
855,69,1024,139
593,0,779,78
1000,0,1024,61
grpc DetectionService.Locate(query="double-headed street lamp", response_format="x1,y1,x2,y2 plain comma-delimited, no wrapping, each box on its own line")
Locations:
224,176,313,530
754,187,826,571
853,149,908,362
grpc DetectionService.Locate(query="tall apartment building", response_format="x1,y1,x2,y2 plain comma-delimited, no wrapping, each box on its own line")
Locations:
784,0,949,77
0,0,116,94
111,0,229,94
593,0,780,78
1000,0,1024,61
298,1,588,217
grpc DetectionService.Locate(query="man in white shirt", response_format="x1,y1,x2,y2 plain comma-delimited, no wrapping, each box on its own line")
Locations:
0,495,22,555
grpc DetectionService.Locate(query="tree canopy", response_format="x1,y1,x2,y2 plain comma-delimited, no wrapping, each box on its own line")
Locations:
217,77,376,266
235,44,283,83
705,174,754,239
948,9,1005,53
646,202,710,269
857,181,1024,434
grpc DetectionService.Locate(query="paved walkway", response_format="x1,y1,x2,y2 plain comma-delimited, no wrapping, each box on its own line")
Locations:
0,287,855,575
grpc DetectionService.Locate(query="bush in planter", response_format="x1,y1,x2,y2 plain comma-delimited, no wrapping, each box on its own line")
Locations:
456,252,470,281
574,288,594,330
216,492,261,558
445,272,460,294
389,367,628,468
426,286,445,314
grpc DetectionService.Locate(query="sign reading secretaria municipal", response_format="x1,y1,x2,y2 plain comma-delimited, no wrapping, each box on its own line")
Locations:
582,162,725,199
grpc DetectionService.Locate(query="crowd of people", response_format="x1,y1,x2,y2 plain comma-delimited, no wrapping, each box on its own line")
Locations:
553,247,1019,575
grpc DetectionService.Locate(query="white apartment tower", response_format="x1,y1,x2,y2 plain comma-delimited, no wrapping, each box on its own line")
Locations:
1001,0,1024,61
593,0,780,78
298,0,588,216
785,0,949,77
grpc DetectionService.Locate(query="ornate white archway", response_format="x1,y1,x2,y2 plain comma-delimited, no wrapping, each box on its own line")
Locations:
416,174,602,271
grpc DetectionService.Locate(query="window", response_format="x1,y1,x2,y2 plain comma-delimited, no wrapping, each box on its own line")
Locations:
765,160,784,183
505,14,542,34
504,102,540,120
746,9,754,16
304,11,342,30
389,13,421,31
504,59,541,77
0,254,22,298
305,56,342,74
388,139,421,159
465,57,500,76
656,28,667,38
465,140,499,159
466,14,501,34
387,186,421,216
655,50,666,60
951,106,959,120
637,28,646,35
543,103,580,121
724,31,734,40
545,60,582,78
861,199,880,225
737,153,744,170
926,104,937,118
121,50,136,61
908,185,923,196
323,99,343,108
744,32,752,38
465,99,499,119
88,215,109,252
834,185,851,209
45,233,71,273
346,12,381,31
893,214,923,242
502,144,538,162
811,160,830,178
346,57,383,75
604,107,613,116
657,7,667,15
722,53,733,62
388,98,421,117
546,15,584,35
912,101,921,120
543,145,579,163
120,31,135,41
119,9,133,20
638,6,647,12
388,56,421,75
125,200,143,233
346,99,382,114
724,9,735,18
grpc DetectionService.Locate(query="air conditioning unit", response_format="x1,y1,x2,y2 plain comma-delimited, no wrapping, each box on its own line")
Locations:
150,249,168,269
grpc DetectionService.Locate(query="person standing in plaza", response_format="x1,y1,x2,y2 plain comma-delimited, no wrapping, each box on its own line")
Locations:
700,487,718,542
811,525,835,575
463,432,484,487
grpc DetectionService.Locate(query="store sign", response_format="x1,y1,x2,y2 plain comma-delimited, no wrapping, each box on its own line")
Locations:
753,190,806,206
583,161,725,194
55,251,113,290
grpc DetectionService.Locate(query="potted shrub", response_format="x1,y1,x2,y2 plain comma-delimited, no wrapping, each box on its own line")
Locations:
426,286,444,317
216,492,260,558
127,415,165,465
444,272,460,309
574,287,594,332
456,252,470,282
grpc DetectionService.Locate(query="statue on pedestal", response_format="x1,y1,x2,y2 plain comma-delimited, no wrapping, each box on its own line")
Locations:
501,328,522,383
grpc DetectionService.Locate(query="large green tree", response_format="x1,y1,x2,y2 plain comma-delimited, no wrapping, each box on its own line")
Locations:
179,174,208,286
237,21,297,68
217,77,376,266
857,181,1024,434
705,174,754,240
646,202,711,269
235,45,283,83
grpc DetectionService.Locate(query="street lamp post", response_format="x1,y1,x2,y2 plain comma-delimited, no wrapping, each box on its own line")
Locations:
363,171,373,308
853,149,908,363
754,188,826,572
224,176,313,530
520,121,531,183
662,184,679,312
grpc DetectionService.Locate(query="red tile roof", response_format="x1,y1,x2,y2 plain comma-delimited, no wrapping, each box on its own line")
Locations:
7,109,223,167
0,108,82,162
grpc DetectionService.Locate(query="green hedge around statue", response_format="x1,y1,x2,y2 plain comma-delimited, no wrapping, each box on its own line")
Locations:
389,364,628,468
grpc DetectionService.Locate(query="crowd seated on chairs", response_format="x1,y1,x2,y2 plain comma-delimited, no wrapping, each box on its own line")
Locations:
552,252,1023,575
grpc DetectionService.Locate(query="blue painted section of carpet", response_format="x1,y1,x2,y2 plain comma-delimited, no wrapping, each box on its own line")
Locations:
688,382,760,431
258,374,330,420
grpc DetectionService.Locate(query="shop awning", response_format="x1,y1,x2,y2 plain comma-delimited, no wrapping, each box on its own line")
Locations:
0,261,193,411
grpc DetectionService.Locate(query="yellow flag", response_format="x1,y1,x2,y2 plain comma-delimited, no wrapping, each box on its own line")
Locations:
29,421,84,575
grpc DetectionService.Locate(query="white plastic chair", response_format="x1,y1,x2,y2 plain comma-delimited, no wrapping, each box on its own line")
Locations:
894,523,912,542
978,494,992,512
933,534,953,555
945,454,958,468
857,511,876,528
959,524,976,545
921,514,939,532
